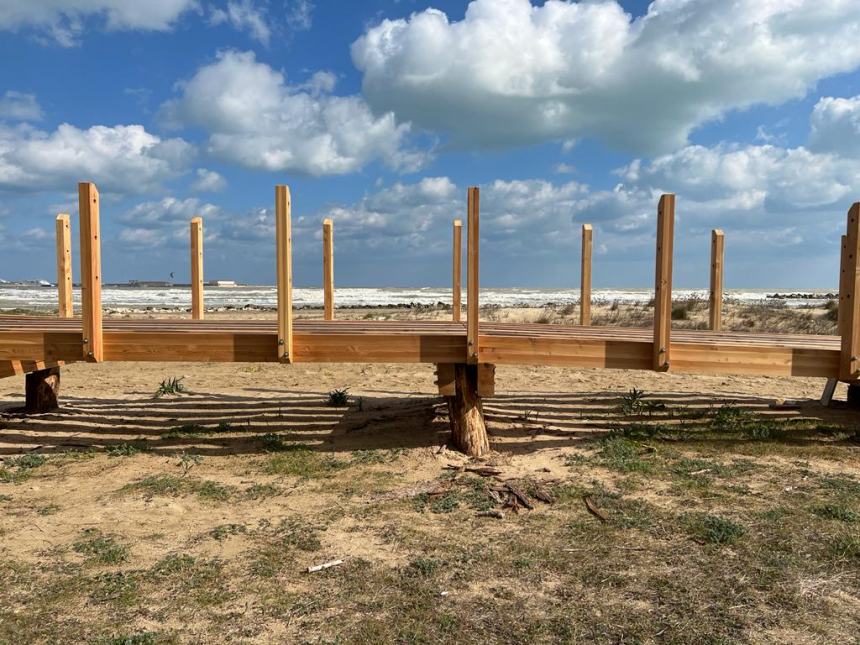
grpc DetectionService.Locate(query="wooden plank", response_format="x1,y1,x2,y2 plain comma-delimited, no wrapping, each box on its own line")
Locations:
78,182,103,362
452,219,462,322
477,363,495,397
709,229,724,331
841,203,860,381
323,218,334,321
653,194,675,371
821,377,839,406
467,187,480,364
55,214,73,318
839,234,848,338
276,185,294,362
436,363,456,395
190,217,204,320
580,224,592,326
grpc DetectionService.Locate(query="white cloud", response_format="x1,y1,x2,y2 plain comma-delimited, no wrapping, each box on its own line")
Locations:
352,0,860,153
286,0,313,31
119,196,221,226
210,0,270,45
0,91,42,121
809,95,860,157
0,0,199,46
161,50,427,175
191,168,226,192
0,123,193,194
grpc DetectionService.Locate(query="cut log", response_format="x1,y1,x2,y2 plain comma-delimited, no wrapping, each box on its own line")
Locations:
445,363,489,457
25,367,60,414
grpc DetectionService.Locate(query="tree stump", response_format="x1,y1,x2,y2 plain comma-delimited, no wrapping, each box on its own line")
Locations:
446,364,489,457
25,367,60,414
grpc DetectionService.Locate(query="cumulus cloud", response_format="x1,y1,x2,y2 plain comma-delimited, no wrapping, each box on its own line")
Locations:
0,91,42,121
161,50,427,175
118,196,221,248
352,0,860,153
0,0,199,46
209,0,270,45
191,168,226,192
809,95,860,158
0,123,193,194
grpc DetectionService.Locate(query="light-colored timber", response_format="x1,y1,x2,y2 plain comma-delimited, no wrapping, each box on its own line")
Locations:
2,181,859,455
580,224,592,326
78,182,102,362
466,187,479,364
709,229,724,331
653,194,674,371
453,219,462,322
190,217,204,320
323,218,334,321
276,185,293,362
55,214,73,319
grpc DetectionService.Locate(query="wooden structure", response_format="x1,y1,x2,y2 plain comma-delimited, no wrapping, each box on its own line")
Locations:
323,218,334,321
580,224,592,326
0,181,857,457
710,229,724,331
55,214,73,319
190,217,204,320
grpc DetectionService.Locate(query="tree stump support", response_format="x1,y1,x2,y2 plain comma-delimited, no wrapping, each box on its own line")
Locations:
436,363,492,457
25,367,61,414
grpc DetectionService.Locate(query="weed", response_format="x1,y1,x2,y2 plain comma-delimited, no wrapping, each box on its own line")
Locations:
598,438,653,473
37,504,60,516
209,524,247,541
327,388,350,406
121,475,184,497
106,443,149,457
176,451,203,475
829,535,860,560
405,557,441,577
95,632,161,645
276,519,322,551
194,480,233,501
243,483,280,499
813,504,858,523
619,388,646,416
90,571,140,604
161,424,205,439
263,444,347,478
686,514,746,545
154,377,185,398
73,528,129,565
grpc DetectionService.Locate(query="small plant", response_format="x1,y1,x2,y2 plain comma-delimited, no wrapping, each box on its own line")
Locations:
106,443,149,457
73,528,129,565
209,524,246,541
619,388,646,416
405,557,441,577
327,388,350,406
96,631,160,645
688,514,746,545
176,451,204,475
823,299,839,322
598,437,653,473
154,376,186,398
37,504,60,516
10,453,47,469
813,504,858,523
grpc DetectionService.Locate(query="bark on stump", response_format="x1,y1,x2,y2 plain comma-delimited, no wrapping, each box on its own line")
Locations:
446,364,489,457
25,367,60,414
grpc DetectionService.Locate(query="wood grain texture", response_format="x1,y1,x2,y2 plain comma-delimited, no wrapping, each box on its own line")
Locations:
840,203,860,381
467,187,480,364
452,219,462,322
55,214,73,318
190,217,204,320
323,218,334,321
653,194,675,371
78,182,103,362
580,224,592,326
276,185,293,362
709,229,724,331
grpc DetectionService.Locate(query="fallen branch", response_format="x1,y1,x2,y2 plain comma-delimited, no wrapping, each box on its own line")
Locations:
476,510,504,519
306,559,343,573
505,483,534,510
583,496,608,523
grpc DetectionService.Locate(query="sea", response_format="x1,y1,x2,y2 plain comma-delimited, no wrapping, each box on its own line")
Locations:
0,285,838,312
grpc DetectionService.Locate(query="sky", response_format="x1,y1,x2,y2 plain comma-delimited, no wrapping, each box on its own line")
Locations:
2,0,860,289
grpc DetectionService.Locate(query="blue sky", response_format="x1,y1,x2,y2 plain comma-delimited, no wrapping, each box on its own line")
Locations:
2,0,860,289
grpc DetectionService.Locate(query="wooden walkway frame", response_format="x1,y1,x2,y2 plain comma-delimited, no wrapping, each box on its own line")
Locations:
653,194,675,371
78,182,102,362
4,181,860,450
323,218,334,321
55,214,73,319
580,224,592,326
709,229,724,331
190,217,204,320
452,219,462,322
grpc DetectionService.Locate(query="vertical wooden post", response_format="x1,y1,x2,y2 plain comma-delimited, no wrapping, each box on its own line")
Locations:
840,204,860,381
709,229,724,331
466,187,480,364
323,218,334,321
580,224,592,326
55,214,73,318
653,194,675,371
839,234,848,338
276,185,293,362
452,219,462,322
78,182,102,362
190,217,204,320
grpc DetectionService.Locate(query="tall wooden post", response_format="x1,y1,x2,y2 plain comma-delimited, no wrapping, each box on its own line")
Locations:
839,234,848,338
276,185,293,362
653,194,675,371
452,219,462,322
55,214,73,318
580,224,592,326
323,218,334,321
840,204,860,381
79,182,103,362
466,187,480,364
190,217,204,320
709,229,724,331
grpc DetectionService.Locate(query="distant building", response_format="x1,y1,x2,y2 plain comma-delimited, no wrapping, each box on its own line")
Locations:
207,280,238,287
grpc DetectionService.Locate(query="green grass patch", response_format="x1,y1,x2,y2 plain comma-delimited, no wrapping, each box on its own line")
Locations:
597,438,654,473
73,529,129,565
685,513,746,545
813,504,858,523
262,444,347,478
